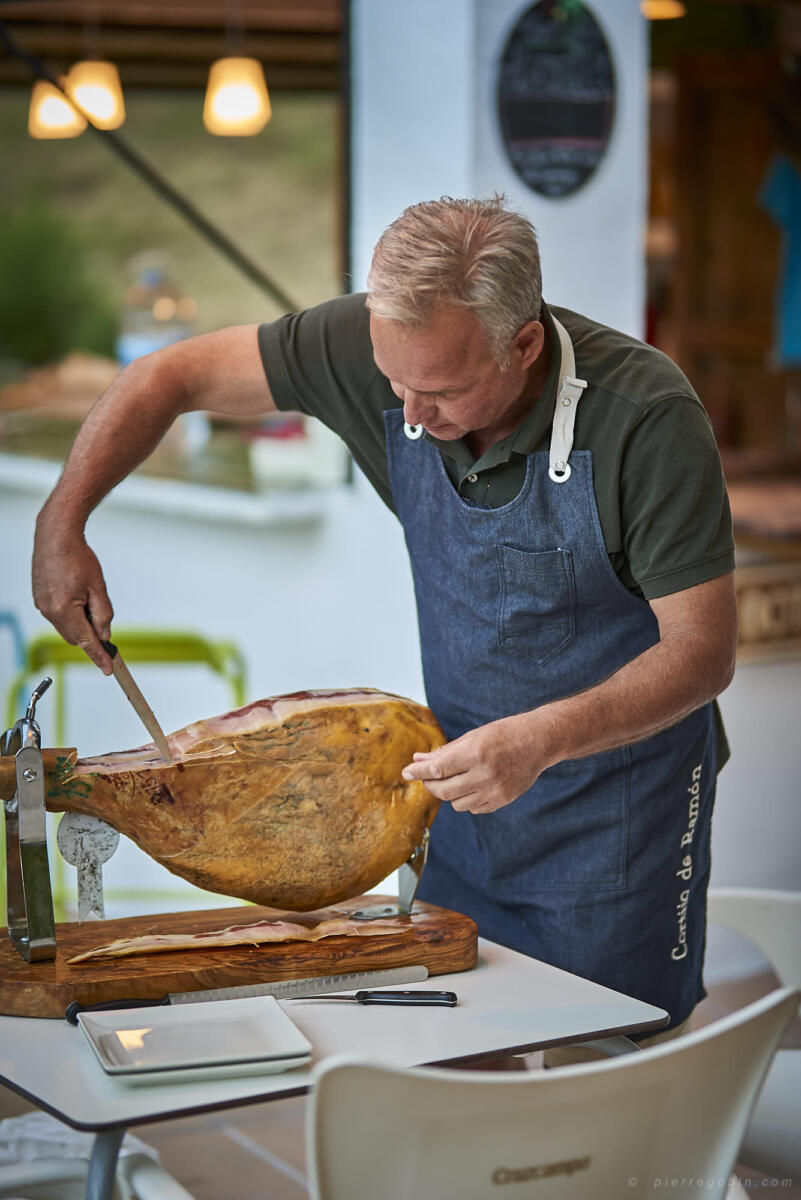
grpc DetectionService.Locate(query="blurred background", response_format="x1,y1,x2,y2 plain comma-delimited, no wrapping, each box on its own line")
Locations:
0,0,798,979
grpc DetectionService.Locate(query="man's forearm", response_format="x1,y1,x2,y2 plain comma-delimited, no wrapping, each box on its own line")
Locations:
37,352,187,534
519,624,734,773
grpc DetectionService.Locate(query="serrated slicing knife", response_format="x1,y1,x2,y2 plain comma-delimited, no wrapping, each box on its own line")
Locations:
101,639,173,763
64,964,431,1022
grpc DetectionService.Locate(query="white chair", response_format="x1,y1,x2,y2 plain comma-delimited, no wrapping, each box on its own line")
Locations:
307,987,799,1200
707,887,801,1179
0,1151,196,1199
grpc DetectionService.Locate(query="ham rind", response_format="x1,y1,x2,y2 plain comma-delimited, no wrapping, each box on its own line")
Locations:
34,688,445,911
67,915,407,962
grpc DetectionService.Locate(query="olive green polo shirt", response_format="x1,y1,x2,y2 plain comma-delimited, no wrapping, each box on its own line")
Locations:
258,293,734,602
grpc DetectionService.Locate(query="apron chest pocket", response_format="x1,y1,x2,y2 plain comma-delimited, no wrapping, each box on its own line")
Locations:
497,545,576,665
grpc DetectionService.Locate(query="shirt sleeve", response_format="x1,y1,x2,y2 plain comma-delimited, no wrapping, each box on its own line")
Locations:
256,293,398,511
619,396,735,600
256,293,377,436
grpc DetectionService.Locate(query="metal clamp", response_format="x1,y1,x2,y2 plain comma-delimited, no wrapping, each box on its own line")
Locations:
350,828,430,920
1,678,57,962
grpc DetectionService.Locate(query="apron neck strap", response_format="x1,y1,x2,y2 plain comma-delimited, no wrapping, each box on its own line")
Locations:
549,317,588,484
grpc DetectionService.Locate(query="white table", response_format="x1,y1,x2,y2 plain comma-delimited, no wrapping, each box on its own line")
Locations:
0,938,667,1199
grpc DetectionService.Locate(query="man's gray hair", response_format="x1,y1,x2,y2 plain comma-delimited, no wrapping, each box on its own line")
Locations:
366,195,542,367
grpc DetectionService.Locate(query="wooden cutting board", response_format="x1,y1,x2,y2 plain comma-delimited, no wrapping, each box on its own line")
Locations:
0,896,477,1019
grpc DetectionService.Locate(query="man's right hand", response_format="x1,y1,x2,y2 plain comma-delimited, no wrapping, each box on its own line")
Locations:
32,519,115,674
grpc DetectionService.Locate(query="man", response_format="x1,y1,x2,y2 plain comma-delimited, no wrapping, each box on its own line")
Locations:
32,197,737,1040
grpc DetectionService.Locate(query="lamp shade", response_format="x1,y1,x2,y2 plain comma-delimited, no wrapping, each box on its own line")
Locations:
28,79,87,139
203,57,271,136
639,0,686,17
66,61,126,130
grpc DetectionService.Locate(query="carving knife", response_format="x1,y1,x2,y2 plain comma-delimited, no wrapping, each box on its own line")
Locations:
101,639,173,764
64,964,431,1022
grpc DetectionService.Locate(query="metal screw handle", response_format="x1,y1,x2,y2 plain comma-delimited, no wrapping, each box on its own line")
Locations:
25,678,52,725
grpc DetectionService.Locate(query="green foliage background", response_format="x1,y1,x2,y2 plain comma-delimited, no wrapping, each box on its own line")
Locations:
0,204,118,364
0,89,339,366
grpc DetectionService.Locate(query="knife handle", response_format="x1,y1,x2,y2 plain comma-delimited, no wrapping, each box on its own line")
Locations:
65,996,169,1025
354,990,457,1006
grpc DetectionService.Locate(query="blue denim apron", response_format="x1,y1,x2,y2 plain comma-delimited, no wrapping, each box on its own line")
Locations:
384,318,716,1029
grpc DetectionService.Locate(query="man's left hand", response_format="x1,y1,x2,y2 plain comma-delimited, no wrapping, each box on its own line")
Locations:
401,714,544,814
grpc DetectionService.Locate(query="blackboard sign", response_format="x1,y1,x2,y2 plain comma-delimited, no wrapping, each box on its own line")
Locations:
497,0,616,199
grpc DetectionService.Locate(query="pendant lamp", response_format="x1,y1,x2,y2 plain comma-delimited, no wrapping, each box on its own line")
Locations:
639,0,686,17
66,60,126,129
28,79,87,139
203,57,271,136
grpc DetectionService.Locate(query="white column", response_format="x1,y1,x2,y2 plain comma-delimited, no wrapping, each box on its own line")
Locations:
474,0,648,335
351,0,648,336
350,0,477,289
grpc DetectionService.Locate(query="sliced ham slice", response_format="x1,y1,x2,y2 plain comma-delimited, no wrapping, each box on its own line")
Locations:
67,914,407,962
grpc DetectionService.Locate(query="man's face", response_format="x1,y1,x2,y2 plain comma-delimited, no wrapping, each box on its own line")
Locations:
369,305,543,448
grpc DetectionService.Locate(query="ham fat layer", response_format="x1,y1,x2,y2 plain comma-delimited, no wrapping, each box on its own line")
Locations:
67,914,407,963
75,687,407,773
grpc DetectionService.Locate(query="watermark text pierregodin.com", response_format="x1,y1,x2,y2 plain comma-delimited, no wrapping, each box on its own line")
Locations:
626,1176,793,1190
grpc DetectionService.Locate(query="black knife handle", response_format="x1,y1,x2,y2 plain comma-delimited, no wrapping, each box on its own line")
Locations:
82,604,116,657
65,996,169,1025
354,990,457,1006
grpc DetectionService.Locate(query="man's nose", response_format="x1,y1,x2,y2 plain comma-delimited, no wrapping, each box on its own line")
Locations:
403,390,427,426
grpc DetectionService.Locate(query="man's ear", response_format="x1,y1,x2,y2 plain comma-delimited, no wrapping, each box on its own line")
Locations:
514,320,545,370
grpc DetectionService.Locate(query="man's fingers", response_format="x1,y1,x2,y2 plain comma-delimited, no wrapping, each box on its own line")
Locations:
76,636,114,674
403,749,469,783
402,760,438,782
86,587,114,643
72,603,114,674
413,776,477,803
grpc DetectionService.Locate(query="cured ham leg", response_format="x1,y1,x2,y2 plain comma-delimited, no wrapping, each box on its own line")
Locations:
0,688,444,911
68,914,407,962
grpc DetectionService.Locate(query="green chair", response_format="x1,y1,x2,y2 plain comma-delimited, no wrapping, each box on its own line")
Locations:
5,629,246,743
2,629,247,922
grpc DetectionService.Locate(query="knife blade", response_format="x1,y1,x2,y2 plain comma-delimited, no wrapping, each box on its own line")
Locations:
101,640,173,763
64,964,430,1023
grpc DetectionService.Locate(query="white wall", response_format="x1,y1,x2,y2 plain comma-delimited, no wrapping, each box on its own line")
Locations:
350,0,477,290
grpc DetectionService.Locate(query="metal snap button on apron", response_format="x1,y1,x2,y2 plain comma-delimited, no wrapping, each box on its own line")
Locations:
467,473,479,483
548,461,572,483
404,422,424,440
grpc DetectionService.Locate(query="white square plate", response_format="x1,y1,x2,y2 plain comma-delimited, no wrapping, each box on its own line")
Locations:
77,997,312,1085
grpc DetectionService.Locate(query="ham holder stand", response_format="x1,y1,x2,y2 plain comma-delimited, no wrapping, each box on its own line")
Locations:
1,680,431,963
1,678,57,962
